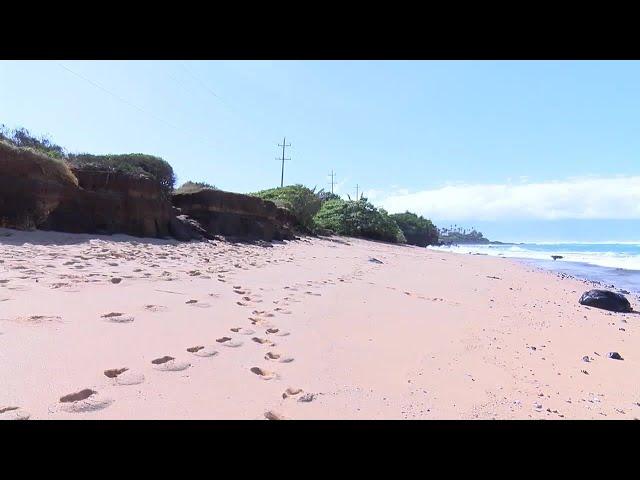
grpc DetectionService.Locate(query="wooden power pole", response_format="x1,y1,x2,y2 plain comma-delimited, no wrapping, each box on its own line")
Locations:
276,137,291,187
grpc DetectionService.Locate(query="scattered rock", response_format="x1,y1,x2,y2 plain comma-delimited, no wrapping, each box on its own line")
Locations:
368,257,383,264
551,255,563,261
110,277,122,284
608,352,624,360
298,393,316,403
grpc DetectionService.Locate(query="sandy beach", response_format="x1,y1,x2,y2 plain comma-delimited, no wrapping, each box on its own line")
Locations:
1,227,638,420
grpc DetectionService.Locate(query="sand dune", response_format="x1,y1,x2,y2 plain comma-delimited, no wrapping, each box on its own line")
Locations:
1,227,639,419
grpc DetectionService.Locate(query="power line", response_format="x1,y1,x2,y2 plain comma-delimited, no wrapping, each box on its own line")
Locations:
57,62,219,153
57,62,182,133
180,62,221,99
276,137,291,188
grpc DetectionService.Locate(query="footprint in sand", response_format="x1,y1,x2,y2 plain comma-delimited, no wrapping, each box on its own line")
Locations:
0,406,30,420
104,367,128,378
186,300,211,308
104,367,145,385
264,410,286,420
101,312,134,323
273,308,292,314
250,367,277,380
145,305,168,313
266,328,290,337
58,389,114,413
298,393,317,403
216,337,243,348
151,356,191,371
252,337,276,347
249,317,272,327
230,327,255,335
186,345,218,357
14,315,63,325
282,387,303,399
265,352,294,363
233,289,246,295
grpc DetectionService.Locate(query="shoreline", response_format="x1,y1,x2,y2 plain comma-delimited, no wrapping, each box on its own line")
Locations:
429,243,640,296
2,228,639,419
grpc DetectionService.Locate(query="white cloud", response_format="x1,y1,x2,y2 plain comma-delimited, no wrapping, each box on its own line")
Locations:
378,176,640,221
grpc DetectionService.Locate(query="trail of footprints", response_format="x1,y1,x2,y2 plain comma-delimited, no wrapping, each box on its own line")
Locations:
1,255,348,420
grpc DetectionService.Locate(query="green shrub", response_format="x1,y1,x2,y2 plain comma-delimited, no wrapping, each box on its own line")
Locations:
1,125,176,196
251,184,322,231
316,190,342,203
0,125,66,159
312,198,345,232
67,153,176,196
314,197,406,243
389,211,439,246
174,181,219,194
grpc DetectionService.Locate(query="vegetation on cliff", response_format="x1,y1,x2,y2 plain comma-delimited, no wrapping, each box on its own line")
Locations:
174,181,220,195
1,125,176,196
313,197,406,244
67,153,176,196
251,185,322,231
0,125,66,159
0,139,77,186
389,212,439,246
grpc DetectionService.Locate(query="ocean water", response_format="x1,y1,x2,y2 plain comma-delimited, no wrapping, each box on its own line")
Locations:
428,242,640,295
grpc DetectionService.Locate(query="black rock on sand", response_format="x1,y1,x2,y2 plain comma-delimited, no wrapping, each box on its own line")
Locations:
578,289,632,313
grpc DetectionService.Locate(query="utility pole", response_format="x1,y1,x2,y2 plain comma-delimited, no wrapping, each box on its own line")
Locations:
276,137,291,188
328,170,336,194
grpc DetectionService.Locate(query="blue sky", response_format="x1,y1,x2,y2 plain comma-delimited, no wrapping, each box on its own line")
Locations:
2,60,639,242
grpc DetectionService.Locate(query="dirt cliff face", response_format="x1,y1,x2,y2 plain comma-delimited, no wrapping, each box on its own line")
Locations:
43,169,173,237
0,143,172,237
172,189,297,241
1,142,297,242
0,142,78,230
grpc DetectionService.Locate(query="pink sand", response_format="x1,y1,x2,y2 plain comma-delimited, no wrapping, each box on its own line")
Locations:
1,227,638,419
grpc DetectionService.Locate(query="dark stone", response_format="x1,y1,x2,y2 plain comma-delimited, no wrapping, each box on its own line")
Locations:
168,211,215,241
551,255,563,260
607,352,624,360
578,289,632,313
369,257,384,264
